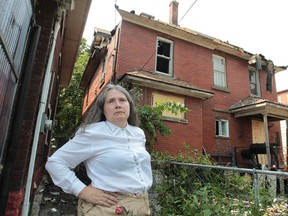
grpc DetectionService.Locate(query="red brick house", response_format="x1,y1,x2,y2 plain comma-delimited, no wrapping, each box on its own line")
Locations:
0,0,91,215
80,2,288,170
278,89,288,165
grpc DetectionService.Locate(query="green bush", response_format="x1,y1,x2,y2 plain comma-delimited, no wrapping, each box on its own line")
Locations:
151,149,276,215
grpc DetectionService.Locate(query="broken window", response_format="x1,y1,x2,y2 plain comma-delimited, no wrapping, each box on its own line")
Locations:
249,68,260,96
216,119,229,137
213,55,226,88
156,37,173,75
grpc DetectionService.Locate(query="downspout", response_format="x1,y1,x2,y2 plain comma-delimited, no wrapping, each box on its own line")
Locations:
111,27,120,83
21,12,62,216
0,24,41,216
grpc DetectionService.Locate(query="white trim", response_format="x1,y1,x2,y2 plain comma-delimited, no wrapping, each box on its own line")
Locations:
155,36,173,75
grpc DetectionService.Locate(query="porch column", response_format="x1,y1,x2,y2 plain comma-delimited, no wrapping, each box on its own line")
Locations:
263,113,271,169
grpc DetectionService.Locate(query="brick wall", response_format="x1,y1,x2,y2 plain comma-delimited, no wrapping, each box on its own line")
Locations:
6,0,58,215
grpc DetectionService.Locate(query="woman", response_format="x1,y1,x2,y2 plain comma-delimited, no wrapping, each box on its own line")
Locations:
46,84,153,215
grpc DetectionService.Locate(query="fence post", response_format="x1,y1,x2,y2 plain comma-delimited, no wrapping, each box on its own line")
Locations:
252,168,259,206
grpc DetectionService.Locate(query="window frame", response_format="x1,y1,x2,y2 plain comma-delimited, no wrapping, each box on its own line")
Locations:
212,55,227,89
100,55,108,88
249,67,260,97
215,119,229,137
155,37,173,76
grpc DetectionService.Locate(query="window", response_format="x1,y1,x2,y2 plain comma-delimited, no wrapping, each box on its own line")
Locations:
213,55,226,87
249,68,260,96
216,119,229,137
277,96,281,103
156,37,173,75
100,55,108,87
152,93,185,120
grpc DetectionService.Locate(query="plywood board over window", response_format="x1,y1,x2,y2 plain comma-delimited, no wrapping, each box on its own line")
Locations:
252,119,267,165
152,93,185,120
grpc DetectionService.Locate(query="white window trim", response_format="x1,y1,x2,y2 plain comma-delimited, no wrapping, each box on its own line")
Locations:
212,55,227,88
249,68,260,97
216,119,229,137
155,36,173,75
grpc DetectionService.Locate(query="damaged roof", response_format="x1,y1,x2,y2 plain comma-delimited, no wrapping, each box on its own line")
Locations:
116,7,286,73
229,96,288,121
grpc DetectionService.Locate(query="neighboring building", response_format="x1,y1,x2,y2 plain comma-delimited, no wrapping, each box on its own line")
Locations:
80,2,288,170
0,0,91,215
278,89,288,165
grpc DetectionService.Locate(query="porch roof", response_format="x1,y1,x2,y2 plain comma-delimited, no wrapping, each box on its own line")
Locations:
229,96,288,121
119,71,214,100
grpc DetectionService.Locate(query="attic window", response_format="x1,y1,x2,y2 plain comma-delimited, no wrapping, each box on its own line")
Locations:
156,37,173,75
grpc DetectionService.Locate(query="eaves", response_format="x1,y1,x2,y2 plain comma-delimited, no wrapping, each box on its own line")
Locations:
119,71,214,100
229,97,288,121
59,0,92,87
116,8,286,73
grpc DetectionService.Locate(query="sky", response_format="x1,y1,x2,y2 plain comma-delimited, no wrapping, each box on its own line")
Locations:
82,0,288,91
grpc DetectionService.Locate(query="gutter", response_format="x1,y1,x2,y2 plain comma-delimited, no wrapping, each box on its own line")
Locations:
21,11,62,216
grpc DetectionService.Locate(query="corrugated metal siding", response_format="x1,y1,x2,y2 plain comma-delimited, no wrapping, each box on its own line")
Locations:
0,0,32,157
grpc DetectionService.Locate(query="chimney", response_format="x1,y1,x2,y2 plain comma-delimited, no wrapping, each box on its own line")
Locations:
169,0,179,25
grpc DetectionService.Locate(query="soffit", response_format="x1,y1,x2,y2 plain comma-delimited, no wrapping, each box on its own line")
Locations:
119,71,214,100
60,0,92,87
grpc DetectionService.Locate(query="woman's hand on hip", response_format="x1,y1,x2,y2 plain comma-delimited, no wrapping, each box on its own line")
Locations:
78,185,118,207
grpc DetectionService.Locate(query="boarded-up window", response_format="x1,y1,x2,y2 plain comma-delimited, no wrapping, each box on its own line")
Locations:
152,93,185,119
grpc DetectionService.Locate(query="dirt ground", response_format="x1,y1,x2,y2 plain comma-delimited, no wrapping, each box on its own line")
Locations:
38,174,78,216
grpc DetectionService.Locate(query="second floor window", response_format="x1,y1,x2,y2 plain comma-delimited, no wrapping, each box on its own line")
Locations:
100,55,108,87
156,37,173,75
213,55,226,88
249,69,260,96
215,119,229,137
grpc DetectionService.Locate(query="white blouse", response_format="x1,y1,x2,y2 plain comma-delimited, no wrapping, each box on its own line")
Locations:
45,121,153,196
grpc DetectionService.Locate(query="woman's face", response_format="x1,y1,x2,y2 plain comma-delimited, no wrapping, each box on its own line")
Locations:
103,89,130,128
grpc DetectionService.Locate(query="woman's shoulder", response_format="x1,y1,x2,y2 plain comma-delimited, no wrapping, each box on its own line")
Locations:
77,121,106,134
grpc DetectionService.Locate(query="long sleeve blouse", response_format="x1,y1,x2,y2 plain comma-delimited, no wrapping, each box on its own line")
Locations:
45,121,153,197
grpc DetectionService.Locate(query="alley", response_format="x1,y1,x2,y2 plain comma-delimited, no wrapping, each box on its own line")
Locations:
32,173,78,216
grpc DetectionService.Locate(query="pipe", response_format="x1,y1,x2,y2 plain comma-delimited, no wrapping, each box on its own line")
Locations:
0,24,41,216
263,113,271,169
21,14,62,216
111,27,120,83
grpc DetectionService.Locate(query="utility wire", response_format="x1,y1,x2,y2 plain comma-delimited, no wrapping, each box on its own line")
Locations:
179,0,198,24
139,0,199,71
